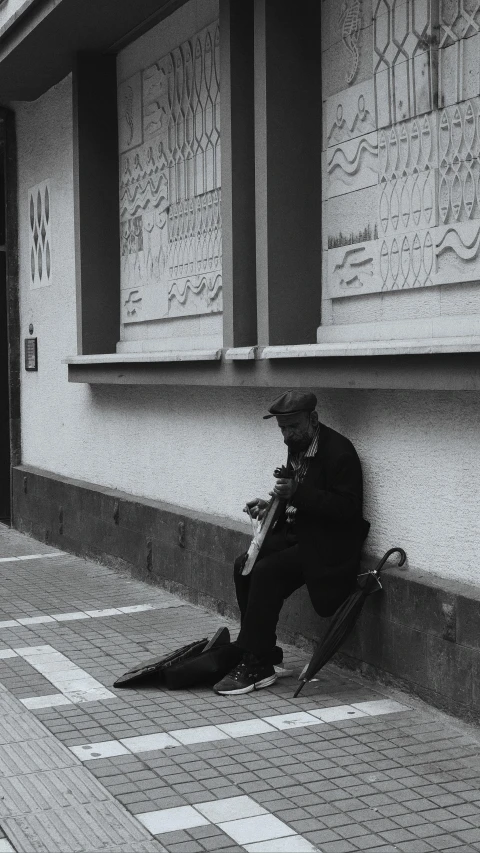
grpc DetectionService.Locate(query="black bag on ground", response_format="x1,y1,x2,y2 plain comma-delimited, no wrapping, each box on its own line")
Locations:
113,627,235,689
113,638,209,688
164,632,241,689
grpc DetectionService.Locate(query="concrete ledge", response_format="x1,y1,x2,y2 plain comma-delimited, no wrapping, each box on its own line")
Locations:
262,338,480,358
224,347,258,360
11,464,480,724
66,351,480,391
64,349,222,365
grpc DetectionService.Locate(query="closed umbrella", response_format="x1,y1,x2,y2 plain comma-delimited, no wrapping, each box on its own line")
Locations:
294,547,406,698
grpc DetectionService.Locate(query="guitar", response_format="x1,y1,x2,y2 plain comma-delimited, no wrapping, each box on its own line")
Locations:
241,464,293,576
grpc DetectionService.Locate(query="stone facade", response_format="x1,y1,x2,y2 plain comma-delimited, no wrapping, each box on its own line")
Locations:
117,9,223,354
321,0,480,343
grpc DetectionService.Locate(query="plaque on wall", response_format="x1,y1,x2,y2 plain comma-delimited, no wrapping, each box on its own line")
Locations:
24,338,38,371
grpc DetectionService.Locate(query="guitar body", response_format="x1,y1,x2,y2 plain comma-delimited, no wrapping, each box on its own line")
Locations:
241,463,293,577
241,496,283,576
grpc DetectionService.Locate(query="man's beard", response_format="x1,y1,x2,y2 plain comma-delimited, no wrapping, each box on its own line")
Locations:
285,435,311,452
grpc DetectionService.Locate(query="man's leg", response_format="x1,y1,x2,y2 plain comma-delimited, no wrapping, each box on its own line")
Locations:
214,544,304,695
234,528,291,626
235,542,304,660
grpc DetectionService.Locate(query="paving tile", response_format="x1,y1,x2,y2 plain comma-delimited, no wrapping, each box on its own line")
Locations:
426,837,469,850
21,694,73,709
17,616,56,625
352,835,396,850
218,719,277,738
70,740,130,760
195,795,267,823
3,800,159,853
353,700,411,716
50,611,91,621
120,733,179,752
219,814,296,844
0,737,77,777
263,712,324,731
0,766,112,817
137,805,210,833
456,828,480,842
169,726,231,745
84,608,123,618
309,705,369,723
245,836,319,851
189,824,226,840
118,605,155,614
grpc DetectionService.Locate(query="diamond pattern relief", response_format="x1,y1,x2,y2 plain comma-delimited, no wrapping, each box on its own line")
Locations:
373,0,435,129
28,181,52,290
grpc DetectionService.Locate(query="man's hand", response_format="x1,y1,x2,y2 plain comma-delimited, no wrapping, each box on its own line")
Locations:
271,477,297,500
243,498,269,520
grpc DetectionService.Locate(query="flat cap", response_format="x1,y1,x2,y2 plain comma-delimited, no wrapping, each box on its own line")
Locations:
263,390,317,419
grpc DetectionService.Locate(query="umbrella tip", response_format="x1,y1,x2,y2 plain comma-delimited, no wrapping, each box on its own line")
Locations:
293,680,307,698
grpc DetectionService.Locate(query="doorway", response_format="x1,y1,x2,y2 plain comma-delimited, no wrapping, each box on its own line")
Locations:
0,109,19,526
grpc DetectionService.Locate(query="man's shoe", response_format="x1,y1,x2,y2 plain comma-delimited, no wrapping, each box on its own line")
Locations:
213,653,277,695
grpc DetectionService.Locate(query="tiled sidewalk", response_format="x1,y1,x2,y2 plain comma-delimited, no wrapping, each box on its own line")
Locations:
1,526,480,853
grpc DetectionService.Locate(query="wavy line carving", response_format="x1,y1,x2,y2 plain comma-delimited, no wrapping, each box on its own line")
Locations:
437,225,480,260
120,179,168,219
169,273,222,305
328,137,377,176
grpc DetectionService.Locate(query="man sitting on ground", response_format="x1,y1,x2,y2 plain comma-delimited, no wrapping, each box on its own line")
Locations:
214,390,370,696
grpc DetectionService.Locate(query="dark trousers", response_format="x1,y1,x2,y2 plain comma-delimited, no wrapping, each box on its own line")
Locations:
234,526,305,661
234,525,356,661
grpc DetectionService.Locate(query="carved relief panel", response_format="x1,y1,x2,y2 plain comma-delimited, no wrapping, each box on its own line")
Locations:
118,73,143,153
322,1,374,100
327,131,378,198
323,0,480,302
119,21,222,325
326,80,376,147
439,1,480,107
373,0,436,128
377,114,437,291
28,181,52,289
435,97,480,284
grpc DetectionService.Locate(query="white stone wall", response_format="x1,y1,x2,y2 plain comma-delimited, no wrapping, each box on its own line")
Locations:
320,0,480,345
117,0,222,353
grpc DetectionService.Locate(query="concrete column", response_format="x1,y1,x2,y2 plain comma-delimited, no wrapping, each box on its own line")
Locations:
73,54,120,355
220,0,257,348
254,0,322,346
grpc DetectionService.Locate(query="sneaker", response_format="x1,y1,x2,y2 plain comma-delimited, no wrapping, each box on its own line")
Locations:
213,653,277,695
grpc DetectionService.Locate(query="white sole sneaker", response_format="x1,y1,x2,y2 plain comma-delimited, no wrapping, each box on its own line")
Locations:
215,673,278,695
274,666,294,679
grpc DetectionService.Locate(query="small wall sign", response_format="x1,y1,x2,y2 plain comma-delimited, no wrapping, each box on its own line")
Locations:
24,337,38,371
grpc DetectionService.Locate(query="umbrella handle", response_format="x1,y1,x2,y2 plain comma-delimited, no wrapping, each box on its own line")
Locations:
372,547,406,576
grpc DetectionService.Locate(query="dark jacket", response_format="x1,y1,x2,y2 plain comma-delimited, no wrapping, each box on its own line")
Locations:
280,423,370,609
